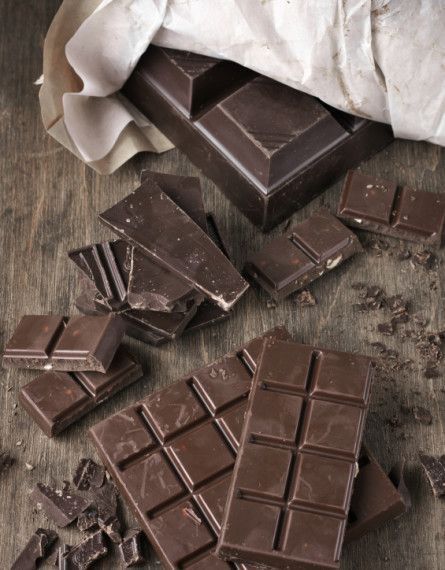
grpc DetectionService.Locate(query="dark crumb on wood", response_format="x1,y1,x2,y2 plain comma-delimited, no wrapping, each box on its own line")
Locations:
0,451,14,474
378,321,395,336
266,298,277,309
412,406,433,425
386,415,403,429
419,453,445,497
294,289,316,307
412,250,437,270
397,249,411,261
424,362,441,379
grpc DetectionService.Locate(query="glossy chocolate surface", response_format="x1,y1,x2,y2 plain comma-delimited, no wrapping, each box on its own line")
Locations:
99,179,248,311
244,209,362,300
19,347,143,437
337,170,445,245
124,46,393,229
3,314,124,372
218,339,374,569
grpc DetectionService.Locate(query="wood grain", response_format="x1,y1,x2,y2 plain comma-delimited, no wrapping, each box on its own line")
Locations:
1,1,444,568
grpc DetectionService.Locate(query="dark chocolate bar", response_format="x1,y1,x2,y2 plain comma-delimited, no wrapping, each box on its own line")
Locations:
99,178,249,311
337,170,445,245
123,46,393,230
3,314,124,372
19,347,143,437
218,338,374,569
244,209,362,300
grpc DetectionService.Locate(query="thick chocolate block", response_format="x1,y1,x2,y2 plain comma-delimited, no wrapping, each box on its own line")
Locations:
99,179,249,311
123,46,393,230
19,347,143,437
244,209,362,300
3,314,124,372
217,339,374,569
337,170,445,245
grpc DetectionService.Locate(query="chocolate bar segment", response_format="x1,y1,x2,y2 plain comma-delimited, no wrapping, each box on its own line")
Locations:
90,327,292,570
244,209,362,300
3,315,124,372
99,179,249,311
217,339,374,569
124,46,393,229
337,170,445,245
19,347,143,437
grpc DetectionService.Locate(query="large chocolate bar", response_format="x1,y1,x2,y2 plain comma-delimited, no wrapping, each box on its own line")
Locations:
244,209,362,300
123,46,393,229
90,329,403,569
99,178,249,311
3,315,124,372
19,347,143,437
337,170,445,245
217,339,374,569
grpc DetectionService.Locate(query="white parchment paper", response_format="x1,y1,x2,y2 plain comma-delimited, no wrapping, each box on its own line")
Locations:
40,0,445,174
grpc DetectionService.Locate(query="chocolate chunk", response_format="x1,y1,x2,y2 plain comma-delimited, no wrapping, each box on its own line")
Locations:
419,453,445,497
119,530,145,567
62,530,107,569
3,315,125,372
125,47,392,229
99,179,249,311
11,528,57,570
377,321,395,336
19,348,143,437
412,406,433,425
338,170,445,245
0,450,14,474
77,508,99,533
244,209,362,300
32,482,91,527
73,459,105,491
218,339,374,569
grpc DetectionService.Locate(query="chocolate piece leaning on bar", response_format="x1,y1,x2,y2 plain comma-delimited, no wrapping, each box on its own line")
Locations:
99,178,249,311
217,338,374,570
244,209,362,301
2,314,125,372
19,347,143,437
337,170,445,245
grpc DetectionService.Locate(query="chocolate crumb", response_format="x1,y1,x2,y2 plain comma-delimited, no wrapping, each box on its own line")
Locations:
266,298,277,309
294,289,316,307
0,451,14,474
378,321,395,336
419,453,445,497
412,406,433,425
413,250,437,270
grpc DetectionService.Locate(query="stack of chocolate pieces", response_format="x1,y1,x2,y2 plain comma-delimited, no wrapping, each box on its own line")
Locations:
2,314,143,436
72,171,249,346
90,327,409,569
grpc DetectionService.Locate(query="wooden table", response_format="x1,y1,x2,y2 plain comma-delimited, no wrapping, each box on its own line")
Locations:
1,2,444,568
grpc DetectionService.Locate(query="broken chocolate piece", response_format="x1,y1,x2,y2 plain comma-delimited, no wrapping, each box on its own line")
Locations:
119,530,145,567
11,528,57,570
73,459,105,491
32,482,91,527
77,508,99,533
294,289,316,307
419,453,445,497
63,530,107,569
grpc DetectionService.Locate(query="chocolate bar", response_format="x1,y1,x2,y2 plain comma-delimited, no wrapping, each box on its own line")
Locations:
99,178,249,311
244,209,362,300
19,347,143,437
337,170,445,245
217,338,374,569
3,314,124,372
123,46,393,230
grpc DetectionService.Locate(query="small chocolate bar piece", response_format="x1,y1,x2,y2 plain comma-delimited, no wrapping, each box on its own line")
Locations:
11,528,57,570
337,170,445,245
62,530,108,568
244,209,362,300
90,327,292,569
99,179,249,311
73,458,105,490
217,339,374,569
345,446,407,542
419,453,445,497
119,530,145,567
19,347,143,437
32,482,91,527
124,46,393,229
3,314,124,372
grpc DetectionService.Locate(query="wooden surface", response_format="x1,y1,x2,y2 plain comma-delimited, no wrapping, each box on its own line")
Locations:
1,2,444,568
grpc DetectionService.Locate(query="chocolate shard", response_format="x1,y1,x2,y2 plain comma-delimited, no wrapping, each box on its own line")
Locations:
32,482,91,527
63,530,108,569
19,348,143,437
11,528,58,570
244,209,362,301
218,339,374,569
338,170,445,245
73,459,105,491
3,315,125,372
119,530,145,567
389,460,412,510
419,453,445,497
99,179,249,311
124,46,393,230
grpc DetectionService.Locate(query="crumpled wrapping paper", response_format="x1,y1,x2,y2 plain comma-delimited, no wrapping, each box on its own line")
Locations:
40,0,445,174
